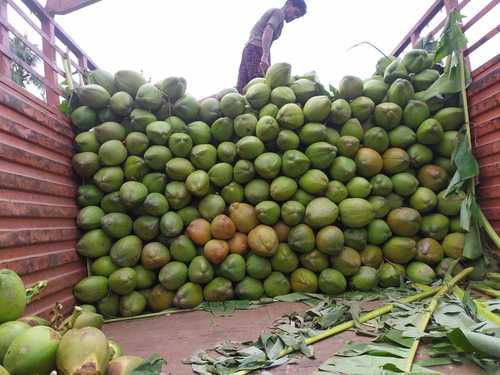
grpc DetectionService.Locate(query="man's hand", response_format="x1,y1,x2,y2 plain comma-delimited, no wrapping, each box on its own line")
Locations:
260,55,270,74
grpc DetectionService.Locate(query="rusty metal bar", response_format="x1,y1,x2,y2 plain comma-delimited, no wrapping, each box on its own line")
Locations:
0,0,10,76
465,25,500,57
463,0,499,32
391,0,444,56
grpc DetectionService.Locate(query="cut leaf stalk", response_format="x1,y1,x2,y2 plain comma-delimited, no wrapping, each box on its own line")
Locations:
404,267,474,373
25,280,48,304
486,272,500,282
457,39,500,249
233,287,440,375
346,41,389,57
470,283,500,298
479,209,500,248
453,285,500,325
62,53,74,91
104,307,199,324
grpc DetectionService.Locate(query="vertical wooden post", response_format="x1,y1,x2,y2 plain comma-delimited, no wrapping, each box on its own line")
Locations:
0,0,10,77
411,32,420,47
41,16,59,107
78,54,88,71
78,53,88,83
444,0,459,11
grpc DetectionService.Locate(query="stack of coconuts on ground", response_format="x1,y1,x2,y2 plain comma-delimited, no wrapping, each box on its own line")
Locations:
71,48,468,318
0,268,156,375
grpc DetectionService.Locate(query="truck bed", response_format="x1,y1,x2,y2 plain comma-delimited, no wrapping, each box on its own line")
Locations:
103,301,482,375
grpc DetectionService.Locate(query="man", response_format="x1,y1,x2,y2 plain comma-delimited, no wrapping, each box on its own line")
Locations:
236,0,307,93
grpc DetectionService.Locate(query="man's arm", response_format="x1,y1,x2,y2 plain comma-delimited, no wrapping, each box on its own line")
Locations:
260,25,274,74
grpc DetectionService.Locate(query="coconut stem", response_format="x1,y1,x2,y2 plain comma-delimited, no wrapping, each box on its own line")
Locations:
486,272,500,282
453,285,500,325
470,283,500,298
346,41,389,58
62,52,73,91
458,51,472,152
104,307,199,324
85,257,92,278
233,286,440,375
404,267,474,373
479,209,500,248
457,47,500,247
456,48,479,247
25,280,48,304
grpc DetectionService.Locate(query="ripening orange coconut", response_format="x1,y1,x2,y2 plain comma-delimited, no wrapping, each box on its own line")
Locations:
273,221,290,242
210,215,236,240
228,233,249,255
185,218,211,246
203,239,229,264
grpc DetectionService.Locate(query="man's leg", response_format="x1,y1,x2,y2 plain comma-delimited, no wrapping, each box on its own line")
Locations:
236,46,250,93
245,45,264,84
237,45,263,93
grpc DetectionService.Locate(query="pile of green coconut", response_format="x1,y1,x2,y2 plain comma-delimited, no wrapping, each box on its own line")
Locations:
0,268,156,375
69,48,470,319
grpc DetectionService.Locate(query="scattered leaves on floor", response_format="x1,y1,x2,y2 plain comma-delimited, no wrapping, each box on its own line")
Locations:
132,353,166,375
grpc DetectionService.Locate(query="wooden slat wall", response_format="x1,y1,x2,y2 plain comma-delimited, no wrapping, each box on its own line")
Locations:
470,55,500,234
0,77,85,318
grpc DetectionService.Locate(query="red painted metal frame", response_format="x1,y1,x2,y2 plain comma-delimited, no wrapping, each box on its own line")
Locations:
0,0,497,320
391,0,445,57
45,0,100,15
0,75,85,318
428,0,471,38
391,0,499,60
469,59,500,234
462,0,499,33
4,0,89,75
0,0,93,317
465,25,500,57
392,1,500,237
0,0,97,109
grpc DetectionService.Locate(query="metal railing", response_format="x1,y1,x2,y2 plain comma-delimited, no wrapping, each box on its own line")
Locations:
0,0,97,109
391,0,499,70
0,0,496,111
